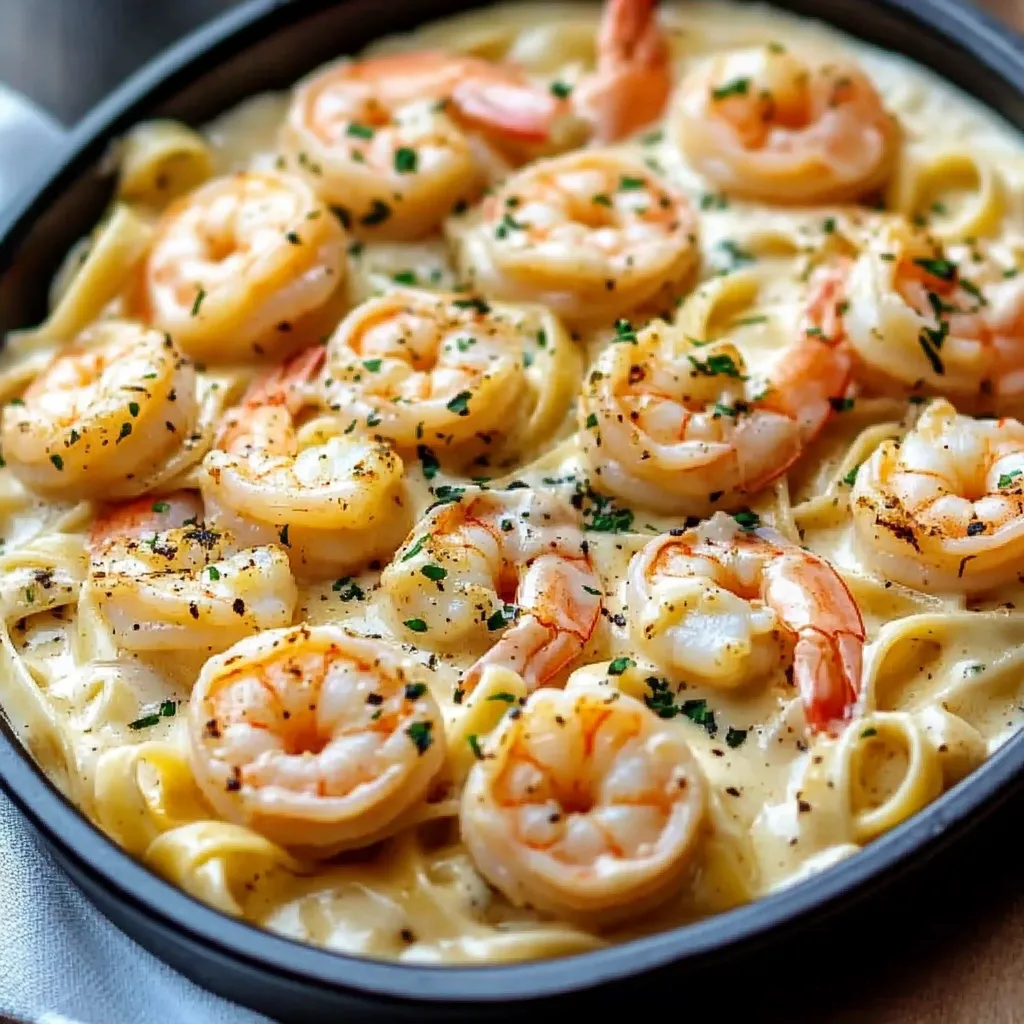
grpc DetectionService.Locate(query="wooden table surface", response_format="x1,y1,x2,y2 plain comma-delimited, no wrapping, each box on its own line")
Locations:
2,2,1024,1022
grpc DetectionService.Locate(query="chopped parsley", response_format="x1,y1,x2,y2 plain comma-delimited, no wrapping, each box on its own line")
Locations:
405,720,434,754
404,682,427,700
550,80,573,99
607,656,635,676
711,77,750,100
417,446,440,481
613,318,638,344
394,147,418,174
207,566,221,581
619,175,646,191
392,270,417,285
420,564,447,582
725,727,747,748
913,256,957,281
687,353,745,378
152,501,170,513
49,454,63,471
362,358,383,372
860,727,878,738
191,287,206,316
998,469,1023,489
332,576,365,601
468,734,484,759
487,691,517,703
346,122,375,139
403,618,429,633
446,391,472,416
842,464,861,486
486,604,517,631
733,510,760,531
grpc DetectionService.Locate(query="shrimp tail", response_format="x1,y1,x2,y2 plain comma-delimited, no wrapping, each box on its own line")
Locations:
579,0,671,143
463,615,585,694
793,627,863,733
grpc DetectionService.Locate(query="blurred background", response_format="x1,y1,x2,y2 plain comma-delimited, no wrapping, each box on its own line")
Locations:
0,0,1019,125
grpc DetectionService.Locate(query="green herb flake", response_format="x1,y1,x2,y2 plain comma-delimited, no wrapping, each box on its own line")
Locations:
403,618,429,633
688,353,745,379
117,423,132,442
712,77,750,100
392,270,417,285
405,720,433,754
486,691,517,703
619,175,646,191
550,80,573,99
842,464,861,486
999,469,1023,489
394,147,418,174
420,564,447,581
128,713,162,731
128,401,140,418
417,445,440,481
151,501,170,513
860,727,878,738
585,412,599,429
446,391,472,416
191,287,207,317
49,454,64,471
401,536,426,562
468,733,484,759
207,566,221,581
725,727,747,748
360,199,392,226
607,656,635,676
362,358,383,372
913,257,957,281
680,698,718,736
404,682,427,700
346,122,375,139
733,510,761,531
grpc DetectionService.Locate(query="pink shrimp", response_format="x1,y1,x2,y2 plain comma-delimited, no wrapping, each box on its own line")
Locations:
628,513,866,733
381,486,602,695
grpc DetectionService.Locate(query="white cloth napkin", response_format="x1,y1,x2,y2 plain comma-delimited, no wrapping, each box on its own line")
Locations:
0,790,275,1024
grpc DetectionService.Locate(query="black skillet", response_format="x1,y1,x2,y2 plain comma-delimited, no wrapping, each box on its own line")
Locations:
0,1,1023,1020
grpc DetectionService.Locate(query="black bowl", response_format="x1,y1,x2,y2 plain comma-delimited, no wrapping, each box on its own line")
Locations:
1,1,1024,1020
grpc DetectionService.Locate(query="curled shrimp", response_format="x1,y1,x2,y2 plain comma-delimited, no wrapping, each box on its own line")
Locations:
137,171,347,363
451,150,698,323
673,44,898,203
321,288,530,451
188,623,446,850
87,492,298,653
460,682,707,925
852,398,1024,594
579,318,852,514
280,0,671,238
0,321,198,500
628,513,866,733
806,219,1024,413
202,346,409,577
381,487,602,694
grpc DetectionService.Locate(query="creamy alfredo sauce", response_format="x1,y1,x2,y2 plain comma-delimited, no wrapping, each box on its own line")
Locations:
2,0,1024,965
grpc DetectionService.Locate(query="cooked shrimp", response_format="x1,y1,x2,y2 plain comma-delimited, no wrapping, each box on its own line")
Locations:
137,171,347,362
852,398,1024,594
806,219,1024,413
451,150,698,322
321,288,529,450
673,44,898,203
0,321,198,500
381,487,602,694
202,346,408,577
87,495,298,653
188,623,446,849
460,683,707,924
568,0,673,144
579,317,852,514
628,513,866,733
280,0,671,237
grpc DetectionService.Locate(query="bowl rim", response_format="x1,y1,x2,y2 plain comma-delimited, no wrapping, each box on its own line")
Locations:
2,0,1024,1006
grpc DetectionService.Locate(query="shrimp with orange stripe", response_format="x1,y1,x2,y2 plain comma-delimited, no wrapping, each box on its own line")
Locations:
381,486,602,696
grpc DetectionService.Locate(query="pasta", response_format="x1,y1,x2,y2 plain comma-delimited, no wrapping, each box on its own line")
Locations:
3,0,1024,967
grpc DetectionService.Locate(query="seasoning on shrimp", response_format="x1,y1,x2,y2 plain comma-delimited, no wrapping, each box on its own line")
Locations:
201,346,409,577
578,317,852,514
628,513,866,734
87,492,298,653
805,219,1024,413
449,150,699,323
381,486,602,694
137,170,347,362
672,44,898,202
187,623,446,849
460,682,708,924
281,0,673,239
852,398,1024,594
321,288,530,450
0,321,198,500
